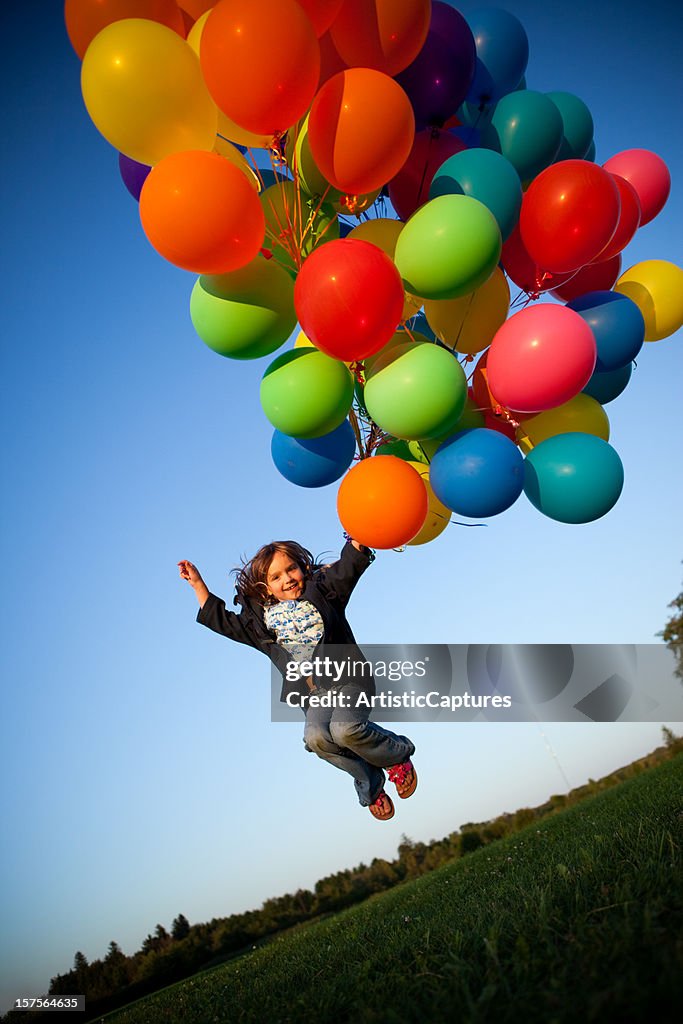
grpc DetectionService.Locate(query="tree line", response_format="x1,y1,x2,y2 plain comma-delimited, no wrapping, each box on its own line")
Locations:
3,730,681,1024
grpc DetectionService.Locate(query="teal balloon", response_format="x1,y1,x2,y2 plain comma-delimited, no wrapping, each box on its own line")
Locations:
429,147,522,240
394,194,502,300
190,258,296,360
484,90,563,182
260,349,354,438
523,433,624,524
364,342,467,440
546,91,594,161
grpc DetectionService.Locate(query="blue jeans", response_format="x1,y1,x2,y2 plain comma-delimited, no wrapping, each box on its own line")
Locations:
303,684,415,806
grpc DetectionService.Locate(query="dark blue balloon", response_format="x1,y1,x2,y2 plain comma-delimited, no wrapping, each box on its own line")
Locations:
271,421,356,488
568,291,645,371
582,362,633,404
430,428,524,518
465,9,529,106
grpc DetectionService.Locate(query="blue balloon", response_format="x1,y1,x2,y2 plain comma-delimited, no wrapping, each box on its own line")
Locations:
582,362,633,404
568,291,645,372
430,428,524,518
465,9,529,106
271,421,356,488
523,433,624,524
430,147,522,240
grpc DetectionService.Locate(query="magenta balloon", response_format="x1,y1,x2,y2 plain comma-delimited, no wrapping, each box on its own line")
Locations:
602,148,670,226
487,305,597,413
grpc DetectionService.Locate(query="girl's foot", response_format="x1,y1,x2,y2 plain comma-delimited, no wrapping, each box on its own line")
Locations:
369,791,394,821
387,760,417,799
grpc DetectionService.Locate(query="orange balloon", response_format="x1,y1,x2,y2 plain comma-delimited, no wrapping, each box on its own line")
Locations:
139,150,265,273
308,68,415,195
337,456,428,549
330,0,431,75
294,0,344,36
65,0,185,58
200,0,320,136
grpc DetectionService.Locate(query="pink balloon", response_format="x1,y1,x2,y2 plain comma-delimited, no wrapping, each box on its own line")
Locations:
487,304,597,413
602,148,670,226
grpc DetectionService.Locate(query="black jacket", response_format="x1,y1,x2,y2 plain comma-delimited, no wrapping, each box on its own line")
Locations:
197,542,375,702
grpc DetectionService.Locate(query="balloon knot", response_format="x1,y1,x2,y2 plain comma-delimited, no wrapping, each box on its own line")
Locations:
349,360,365,384
260,247,273,260
341,194,361,214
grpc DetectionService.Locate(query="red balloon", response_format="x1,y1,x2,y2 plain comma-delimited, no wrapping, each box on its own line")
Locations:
602,148,670,226
294,0,343,36
294,239,405,360
487,304,597,413
317,29,349,86
550,254,622,302
501,220,576,296
471,350,534,418
388,128,466,221
593,174,641,263
520,160,621,274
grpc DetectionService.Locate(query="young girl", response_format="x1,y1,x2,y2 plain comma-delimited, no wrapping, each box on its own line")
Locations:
178,539,417,821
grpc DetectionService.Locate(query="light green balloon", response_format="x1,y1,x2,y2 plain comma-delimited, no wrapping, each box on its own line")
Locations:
260,349,354,438
394,195,502,301
190,257,296,360
364,342,467,440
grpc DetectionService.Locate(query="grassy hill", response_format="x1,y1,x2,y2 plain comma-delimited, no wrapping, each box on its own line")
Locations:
99,753,682,1024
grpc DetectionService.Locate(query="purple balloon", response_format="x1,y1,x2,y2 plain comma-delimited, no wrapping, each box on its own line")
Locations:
118,153,151,202
395,2,476,130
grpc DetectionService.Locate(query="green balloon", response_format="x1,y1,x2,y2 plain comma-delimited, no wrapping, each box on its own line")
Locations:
364,342,467,440
418,395,486,459
261,181,339,275
190,257,296,360
260,349,354,438
375,438,429,463
394,195,502,301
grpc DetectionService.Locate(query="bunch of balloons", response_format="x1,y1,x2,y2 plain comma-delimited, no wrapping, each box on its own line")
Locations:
69,0,683,549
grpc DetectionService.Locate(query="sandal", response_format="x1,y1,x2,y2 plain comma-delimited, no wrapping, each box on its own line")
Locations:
387,760,417,800
369,791,395,821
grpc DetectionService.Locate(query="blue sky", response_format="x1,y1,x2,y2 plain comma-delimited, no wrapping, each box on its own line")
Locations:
1,0,682,1011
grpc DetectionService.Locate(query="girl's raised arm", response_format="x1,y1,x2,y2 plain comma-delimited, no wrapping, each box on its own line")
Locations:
178,560,209,608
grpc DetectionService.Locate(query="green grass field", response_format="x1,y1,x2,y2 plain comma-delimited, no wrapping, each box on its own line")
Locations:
101,754,682,1024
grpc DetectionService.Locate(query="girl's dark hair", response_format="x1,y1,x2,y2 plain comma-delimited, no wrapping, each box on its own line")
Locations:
233,541,320,606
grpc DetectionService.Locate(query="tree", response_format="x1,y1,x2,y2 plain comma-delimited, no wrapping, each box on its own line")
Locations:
658,574,683,679
172,914,191,940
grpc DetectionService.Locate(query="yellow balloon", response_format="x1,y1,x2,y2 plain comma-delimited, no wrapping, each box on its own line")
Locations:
615,260,683,342
81,19,216,166
348,219,423,321
516,394,610,453
212,137,260,189
405,462,451,545
294,330,316,348
187,12,272,150
424,267,510,355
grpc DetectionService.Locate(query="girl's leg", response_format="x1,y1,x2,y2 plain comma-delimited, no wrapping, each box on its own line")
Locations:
303,717,385,807
328,685,415,770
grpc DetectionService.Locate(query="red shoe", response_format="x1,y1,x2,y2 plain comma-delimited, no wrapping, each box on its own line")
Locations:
387,760,417,799
369,791,395,821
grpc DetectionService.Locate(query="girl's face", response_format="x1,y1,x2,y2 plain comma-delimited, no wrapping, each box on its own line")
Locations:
266,550,304,602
